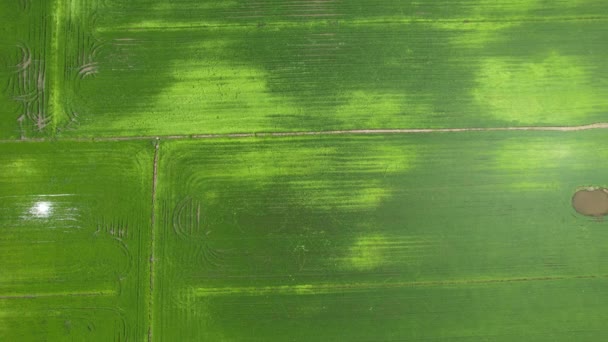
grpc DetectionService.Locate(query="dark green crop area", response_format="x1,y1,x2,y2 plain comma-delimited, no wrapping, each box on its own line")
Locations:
1,0,608,341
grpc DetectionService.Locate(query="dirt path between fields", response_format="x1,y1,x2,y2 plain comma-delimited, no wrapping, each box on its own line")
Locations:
2,122,608,144
148,139,160,342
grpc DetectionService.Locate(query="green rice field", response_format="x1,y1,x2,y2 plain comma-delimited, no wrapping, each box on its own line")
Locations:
0,141,153,340
1,0,608,341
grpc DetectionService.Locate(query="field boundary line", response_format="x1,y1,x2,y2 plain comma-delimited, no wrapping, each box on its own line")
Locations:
0,290,115,300
99,15,608,32
191,273,608,297
148,139,160,342
2,122,608,144
48,0,66,134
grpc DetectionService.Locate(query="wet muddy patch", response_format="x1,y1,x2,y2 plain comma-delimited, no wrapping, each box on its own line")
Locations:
572,188,608,217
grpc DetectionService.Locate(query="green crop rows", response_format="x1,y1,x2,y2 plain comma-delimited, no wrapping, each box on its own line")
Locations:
1,0,608,341
0,141,153,340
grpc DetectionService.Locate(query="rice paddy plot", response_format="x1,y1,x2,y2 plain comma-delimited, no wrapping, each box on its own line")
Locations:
153,130,608,341
0,1,56,139
0,141,154,341
46,0,608,137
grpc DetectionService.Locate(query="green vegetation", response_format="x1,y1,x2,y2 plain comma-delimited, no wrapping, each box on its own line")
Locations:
67,1,606,136
0,1,56,139
1,0,608,341
154,131,608,340
0,141,153,340
3,0,606,138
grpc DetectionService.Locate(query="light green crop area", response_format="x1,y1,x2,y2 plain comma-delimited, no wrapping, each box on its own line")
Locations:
154,131,608,341
0,141,153,340
2,0,608,341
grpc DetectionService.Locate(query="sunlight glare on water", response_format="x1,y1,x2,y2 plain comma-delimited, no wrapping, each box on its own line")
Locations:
29,201,53,218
